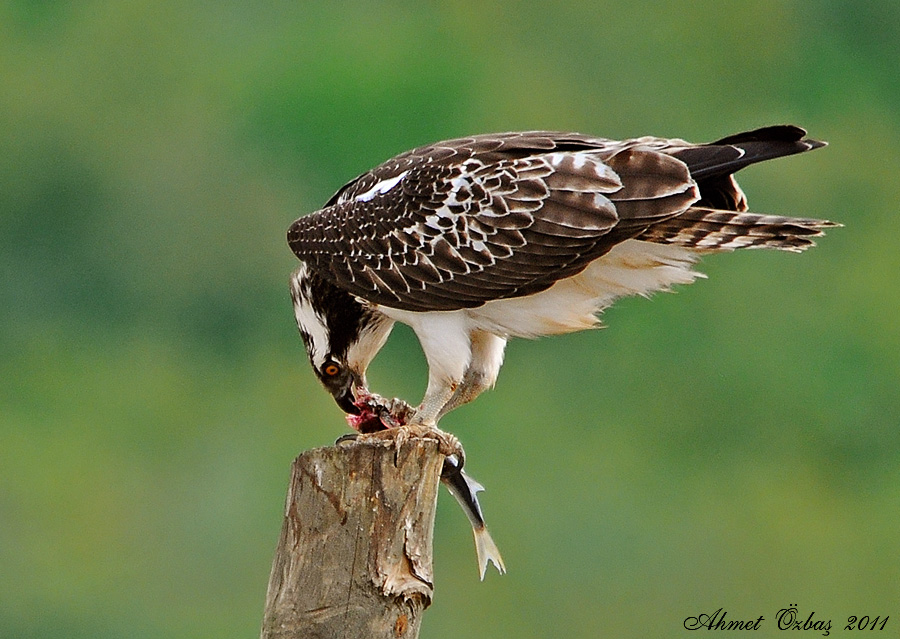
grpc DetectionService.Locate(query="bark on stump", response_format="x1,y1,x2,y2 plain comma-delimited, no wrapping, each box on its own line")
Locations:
260,437,443,639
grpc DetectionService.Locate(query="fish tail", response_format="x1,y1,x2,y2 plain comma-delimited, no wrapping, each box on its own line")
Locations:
474,525,506,580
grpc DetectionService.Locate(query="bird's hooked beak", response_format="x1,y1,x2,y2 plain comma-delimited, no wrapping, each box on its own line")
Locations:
334,385,360,415
329,369,365,416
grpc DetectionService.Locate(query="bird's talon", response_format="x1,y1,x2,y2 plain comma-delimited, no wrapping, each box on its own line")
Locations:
402,422,464,464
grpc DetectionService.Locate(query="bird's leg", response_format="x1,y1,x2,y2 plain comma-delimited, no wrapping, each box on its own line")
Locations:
400,375,465,458
398,313,471,426
436,332,506,421
410,376,458,427
435,369,492,421
358,314,471,458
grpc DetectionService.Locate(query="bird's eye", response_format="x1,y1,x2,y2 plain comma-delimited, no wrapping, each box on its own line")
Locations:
322,362,341,377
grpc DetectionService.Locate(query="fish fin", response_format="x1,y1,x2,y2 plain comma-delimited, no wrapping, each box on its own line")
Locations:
474,526,506,580
464,472,485,494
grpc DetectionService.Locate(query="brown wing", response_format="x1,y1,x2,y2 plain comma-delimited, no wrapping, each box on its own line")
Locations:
287,127,825,312
287,132,698,311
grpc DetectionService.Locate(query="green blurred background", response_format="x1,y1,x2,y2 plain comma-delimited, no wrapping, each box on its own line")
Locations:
2,1,898,637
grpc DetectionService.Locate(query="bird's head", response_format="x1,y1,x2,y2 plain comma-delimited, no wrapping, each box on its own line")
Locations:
289,265,393,415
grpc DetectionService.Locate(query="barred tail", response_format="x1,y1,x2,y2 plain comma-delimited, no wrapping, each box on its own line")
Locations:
639,207,840,253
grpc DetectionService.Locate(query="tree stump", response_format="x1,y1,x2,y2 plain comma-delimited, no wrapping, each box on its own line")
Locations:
260,437,443,639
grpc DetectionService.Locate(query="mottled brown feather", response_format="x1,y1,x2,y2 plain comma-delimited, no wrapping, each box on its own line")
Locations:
288,128,831,312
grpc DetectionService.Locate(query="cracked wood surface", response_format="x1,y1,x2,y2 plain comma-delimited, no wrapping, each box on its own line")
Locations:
260,438,443,639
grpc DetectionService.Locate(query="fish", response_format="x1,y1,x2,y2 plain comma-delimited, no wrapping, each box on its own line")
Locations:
440,453,506,579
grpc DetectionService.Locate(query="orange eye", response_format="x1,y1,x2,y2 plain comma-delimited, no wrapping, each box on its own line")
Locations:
323,362,340,377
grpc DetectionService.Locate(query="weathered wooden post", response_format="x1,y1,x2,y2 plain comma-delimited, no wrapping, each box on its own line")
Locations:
260,437,443,639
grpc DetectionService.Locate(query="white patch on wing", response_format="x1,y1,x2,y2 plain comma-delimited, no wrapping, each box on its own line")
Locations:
571,152,587,169
545,151,622,188
450,176,470,190
354,170,409,203
400,172,476,239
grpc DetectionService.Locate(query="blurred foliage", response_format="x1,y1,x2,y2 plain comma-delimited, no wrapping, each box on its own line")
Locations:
2,1,899,637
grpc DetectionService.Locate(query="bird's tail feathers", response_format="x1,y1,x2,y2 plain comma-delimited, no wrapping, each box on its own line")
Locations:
673,125,826,180
474,526,506,580
640,207,840,253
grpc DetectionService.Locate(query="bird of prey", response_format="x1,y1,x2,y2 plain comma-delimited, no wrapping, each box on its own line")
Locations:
288,125,834,437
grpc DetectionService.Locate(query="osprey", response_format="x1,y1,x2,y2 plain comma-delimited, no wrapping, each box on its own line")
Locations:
288,125,834,434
